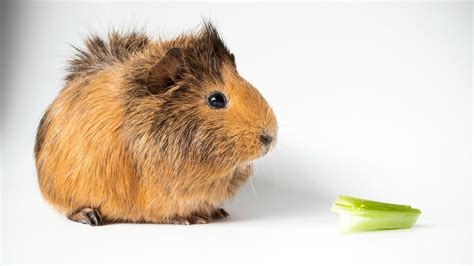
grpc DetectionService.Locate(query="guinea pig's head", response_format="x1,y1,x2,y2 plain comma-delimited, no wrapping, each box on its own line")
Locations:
126,23,277,178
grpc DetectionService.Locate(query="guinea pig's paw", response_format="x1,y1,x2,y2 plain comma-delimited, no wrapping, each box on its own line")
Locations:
169,215,209,225
67,207,104,226
212,208,230,220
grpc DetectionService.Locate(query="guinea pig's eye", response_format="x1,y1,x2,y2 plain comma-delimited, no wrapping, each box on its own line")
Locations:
206,92,227,109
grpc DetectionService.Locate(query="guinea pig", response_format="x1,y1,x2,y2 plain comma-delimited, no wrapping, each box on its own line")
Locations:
34,22,277,226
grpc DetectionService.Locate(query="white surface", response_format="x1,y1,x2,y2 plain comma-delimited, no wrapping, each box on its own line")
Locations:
1,1,472,264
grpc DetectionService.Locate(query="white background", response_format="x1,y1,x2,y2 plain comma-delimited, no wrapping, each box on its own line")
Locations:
1,1,472,264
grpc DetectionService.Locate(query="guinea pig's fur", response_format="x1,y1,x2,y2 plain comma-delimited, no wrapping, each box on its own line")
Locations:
34,22,277,225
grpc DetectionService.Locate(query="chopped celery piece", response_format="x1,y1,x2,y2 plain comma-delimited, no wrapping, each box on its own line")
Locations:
331,195,421,233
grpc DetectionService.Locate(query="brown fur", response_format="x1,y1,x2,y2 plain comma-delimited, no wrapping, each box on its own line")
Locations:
35,22,277,225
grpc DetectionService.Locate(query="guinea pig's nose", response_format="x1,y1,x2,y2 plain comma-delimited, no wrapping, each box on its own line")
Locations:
259,134,273,146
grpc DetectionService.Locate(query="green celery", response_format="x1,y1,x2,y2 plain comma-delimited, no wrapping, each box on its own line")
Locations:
331,195,421,233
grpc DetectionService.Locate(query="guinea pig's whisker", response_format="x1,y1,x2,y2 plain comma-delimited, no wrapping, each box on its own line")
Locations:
248,175,258,198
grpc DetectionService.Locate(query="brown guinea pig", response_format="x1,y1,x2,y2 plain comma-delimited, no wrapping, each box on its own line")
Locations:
34,22,277,226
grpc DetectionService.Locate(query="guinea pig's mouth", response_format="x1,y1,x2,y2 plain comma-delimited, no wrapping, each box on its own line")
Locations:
262,145,271,156
247,141,275,163
259,137,276,157
261,133,276,155
243,132,277,161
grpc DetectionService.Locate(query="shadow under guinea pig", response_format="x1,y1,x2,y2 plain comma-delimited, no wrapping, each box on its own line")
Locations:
223,145,333,222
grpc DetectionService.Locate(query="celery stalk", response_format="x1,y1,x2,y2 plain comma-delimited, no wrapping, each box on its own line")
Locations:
331,195,421,233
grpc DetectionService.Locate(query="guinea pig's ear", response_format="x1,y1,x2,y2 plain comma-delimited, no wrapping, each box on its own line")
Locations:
146,48,186,94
